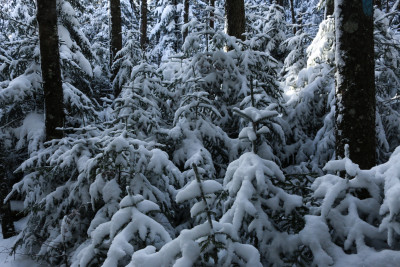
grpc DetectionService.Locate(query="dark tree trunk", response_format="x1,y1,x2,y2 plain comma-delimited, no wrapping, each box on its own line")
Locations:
183,0,189,42
210,0,215,29
109,0,122,97
374,0,382,9
140,0,148,50
225,0,245,43
289,0,296,34
37,0,64,141
334,0,376,169
173,0,179,52
325,0,334,18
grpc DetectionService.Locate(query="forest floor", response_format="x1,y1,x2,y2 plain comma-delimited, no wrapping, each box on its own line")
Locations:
0,218,40,267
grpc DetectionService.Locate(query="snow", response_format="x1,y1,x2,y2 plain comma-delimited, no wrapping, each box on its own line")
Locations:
14,113,44,154
176,179,222,203
0,218,39,267
3,0,400,266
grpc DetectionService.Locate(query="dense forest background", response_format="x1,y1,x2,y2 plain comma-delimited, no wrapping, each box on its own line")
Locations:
1,0,400,266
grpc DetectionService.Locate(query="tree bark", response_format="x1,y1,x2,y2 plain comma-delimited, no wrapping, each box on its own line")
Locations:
374,0,382,9
210,0,215,29
325,0,334,18
173,0,179,52
335,0,376,169
37,0,64,141
225,0,245,44
183,0,189,42
140,0,148,50
289,0,296,34
109,0,122,97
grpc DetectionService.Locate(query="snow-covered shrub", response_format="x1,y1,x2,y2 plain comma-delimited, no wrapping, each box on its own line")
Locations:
161,91,234,228
246,1,288,61
8,66,181,264
170,91,234,175
374,8,400,162
280,28,311,90
112,61,165,139
128,163,263,266
178,10,282,142
300,145,400,266
75,192,172,267
112,33,142,95
283,16,335,173
150,0,183,63
221,104,304,265
9,125,182,265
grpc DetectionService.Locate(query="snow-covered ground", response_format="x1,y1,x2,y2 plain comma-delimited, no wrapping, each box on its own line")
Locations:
0,218,41,267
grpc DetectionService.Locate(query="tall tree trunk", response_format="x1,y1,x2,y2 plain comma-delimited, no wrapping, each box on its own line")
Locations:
334,0,376,169
140,0,148,50
325,0,334,18
109,0,123,97
210,0,215,29
183,0,189,42
37,0,64,141
289,0,296,34
173,0,179,52
374,0,382,9
225,0,245,46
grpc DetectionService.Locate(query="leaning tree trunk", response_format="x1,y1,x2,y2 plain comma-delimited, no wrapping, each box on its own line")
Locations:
335,0,376,169
109,0,123,97
37,0,64,141
140,0,148,50
225,0,245,49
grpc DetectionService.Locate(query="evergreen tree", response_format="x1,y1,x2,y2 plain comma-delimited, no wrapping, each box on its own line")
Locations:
150,0,182,62
128,163,263,266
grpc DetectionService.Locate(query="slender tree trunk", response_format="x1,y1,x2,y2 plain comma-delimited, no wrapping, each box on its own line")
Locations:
109,0,123,97
334,0,376,169
289,0,296,34
173,0,179,52
225,0,245,45
183,0,189,42
37,0,64,140
210,0,215,29
140,0,148,50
